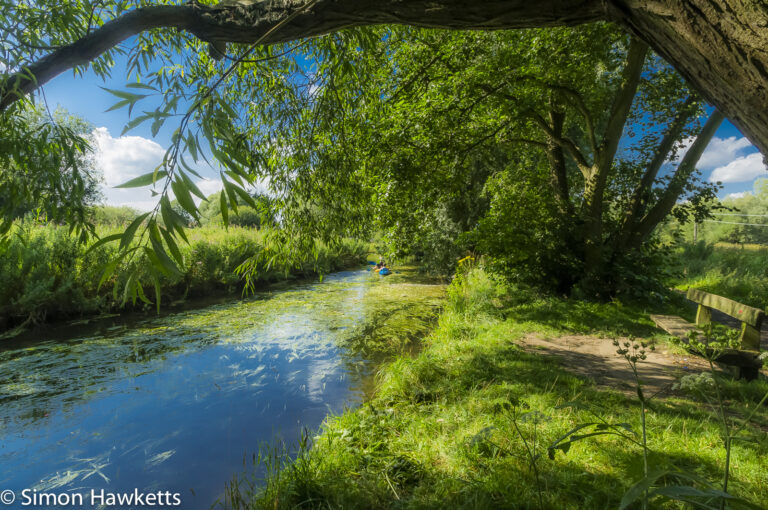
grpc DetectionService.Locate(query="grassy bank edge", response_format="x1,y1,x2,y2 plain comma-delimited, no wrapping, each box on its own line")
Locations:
0,223,369,336
229,266,768,509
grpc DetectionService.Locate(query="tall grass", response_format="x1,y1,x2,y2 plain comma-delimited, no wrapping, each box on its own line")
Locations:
0,223,367,333
229,266,768,509
669,241,768,308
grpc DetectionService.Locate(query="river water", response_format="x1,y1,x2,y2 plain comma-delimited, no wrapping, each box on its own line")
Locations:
0,268,444,509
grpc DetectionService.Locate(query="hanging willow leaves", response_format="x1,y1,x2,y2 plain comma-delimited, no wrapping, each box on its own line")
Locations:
114,170,168,189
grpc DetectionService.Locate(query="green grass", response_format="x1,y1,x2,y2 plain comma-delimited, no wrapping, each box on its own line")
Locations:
0,223,368,334
669,241,768,310
229,266,768,509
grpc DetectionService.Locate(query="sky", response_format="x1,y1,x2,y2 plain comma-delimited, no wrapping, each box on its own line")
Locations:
40,51,767,211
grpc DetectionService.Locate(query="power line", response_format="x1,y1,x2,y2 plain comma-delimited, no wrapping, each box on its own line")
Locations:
712,213,768,217
703,220,768,227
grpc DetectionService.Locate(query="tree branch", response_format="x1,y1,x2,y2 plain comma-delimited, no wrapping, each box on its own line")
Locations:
617,96,698,240
596,37,648,172
632,109,725,244
550,85,598,156
544,108,573,215
0,0,606,112
528,109,592,174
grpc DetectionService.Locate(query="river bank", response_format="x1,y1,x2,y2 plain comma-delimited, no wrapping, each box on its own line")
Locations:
240,266,768,509
0,268,445,509
0,223,368,337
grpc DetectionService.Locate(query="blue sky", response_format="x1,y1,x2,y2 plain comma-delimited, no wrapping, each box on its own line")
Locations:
41,53,767,210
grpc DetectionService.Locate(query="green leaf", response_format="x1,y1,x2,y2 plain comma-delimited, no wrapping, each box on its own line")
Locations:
105,98,132,112
151,237,183,277
98,259,120,291
120,212,151,250
97,250,129,291
222,178,240,213
121,113,153,136
114,170,168,189
220,190,229,226
159,226,184,266
179,170,206,200
126,82,158,91
85,233,121,256
231,183,258,209
186,133,199,162
122,272,137,305
99,87,150,102
171,178,198,219
136,281,153,306
619,470,677,510
151,116,165,137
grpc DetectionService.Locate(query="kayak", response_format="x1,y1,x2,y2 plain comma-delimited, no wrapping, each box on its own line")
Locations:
379,267,392,276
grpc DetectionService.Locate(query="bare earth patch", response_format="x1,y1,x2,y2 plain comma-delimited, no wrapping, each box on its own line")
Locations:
519,334,712,398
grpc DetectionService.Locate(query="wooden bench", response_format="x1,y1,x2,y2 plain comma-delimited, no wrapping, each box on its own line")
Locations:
651,288,764,380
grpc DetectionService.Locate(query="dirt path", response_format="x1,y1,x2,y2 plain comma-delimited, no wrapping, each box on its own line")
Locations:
519,334,712,398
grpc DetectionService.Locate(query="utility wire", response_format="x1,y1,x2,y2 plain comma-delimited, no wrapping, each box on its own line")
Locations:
711,213,768,217
703,220,768,227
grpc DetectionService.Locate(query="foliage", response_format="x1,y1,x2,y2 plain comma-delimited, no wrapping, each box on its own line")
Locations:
668,241,768,309
228,267,768,509
1,7,724,301
0,222,367,335
0,106,101,236
198,191,275,228
91,205,140,227
666,178,768,246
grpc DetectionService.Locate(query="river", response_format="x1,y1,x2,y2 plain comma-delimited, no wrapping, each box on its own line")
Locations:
0,268,444,509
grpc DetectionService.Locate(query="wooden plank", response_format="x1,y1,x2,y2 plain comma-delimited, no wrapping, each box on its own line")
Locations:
650,314,698,340
686,288,764,328
650,314,763,380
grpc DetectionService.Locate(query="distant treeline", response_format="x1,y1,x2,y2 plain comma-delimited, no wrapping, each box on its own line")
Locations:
666,178,768,245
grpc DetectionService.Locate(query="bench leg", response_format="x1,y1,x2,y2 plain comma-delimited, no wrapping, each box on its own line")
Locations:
738,365,759,381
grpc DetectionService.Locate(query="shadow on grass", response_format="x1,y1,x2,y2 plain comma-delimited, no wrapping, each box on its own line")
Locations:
227,333,766,509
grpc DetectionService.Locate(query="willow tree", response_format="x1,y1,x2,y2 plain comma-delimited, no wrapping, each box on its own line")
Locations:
0,0,759,299
1,0,767,152
248,23,721,294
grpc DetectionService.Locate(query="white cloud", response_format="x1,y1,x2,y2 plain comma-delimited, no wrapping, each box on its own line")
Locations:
92,127,217,211
725,191,751,200
709,153,767,183
673,136,754,170
92,127,166,210
196,178,223,198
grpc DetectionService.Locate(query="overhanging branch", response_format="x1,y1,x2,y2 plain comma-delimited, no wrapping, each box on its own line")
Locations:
0,0,605,111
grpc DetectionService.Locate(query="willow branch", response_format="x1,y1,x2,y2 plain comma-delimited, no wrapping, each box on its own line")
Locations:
0,0,606,111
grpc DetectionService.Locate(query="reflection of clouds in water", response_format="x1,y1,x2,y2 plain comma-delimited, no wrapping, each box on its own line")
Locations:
33,450,113,491
0,269,428,507
146,450,175,467
304,358,339,402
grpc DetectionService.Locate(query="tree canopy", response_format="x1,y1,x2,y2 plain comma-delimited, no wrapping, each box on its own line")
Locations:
0,0,761,301
1,1,767,153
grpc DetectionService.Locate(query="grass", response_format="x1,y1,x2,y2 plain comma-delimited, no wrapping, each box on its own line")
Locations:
228,266,768,509
669,241,768,310
0,222,368,335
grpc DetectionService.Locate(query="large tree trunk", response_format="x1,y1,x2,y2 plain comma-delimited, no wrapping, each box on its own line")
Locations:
608,0,768,159
1,0,767,157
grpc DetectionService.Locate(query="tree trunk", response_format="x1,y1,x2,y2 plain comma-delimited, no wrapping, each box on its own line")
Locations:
581,38,648,278
1,1,767,157
607,1,768,159
544,109,572,216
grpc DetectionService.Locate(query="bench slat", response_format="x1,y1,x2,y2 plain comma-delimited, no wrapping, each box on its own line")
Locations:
686,288,764,328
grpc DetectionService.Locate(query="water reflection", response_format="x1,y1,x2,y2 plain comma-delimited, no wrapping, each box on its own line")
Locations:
0,269,443,508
